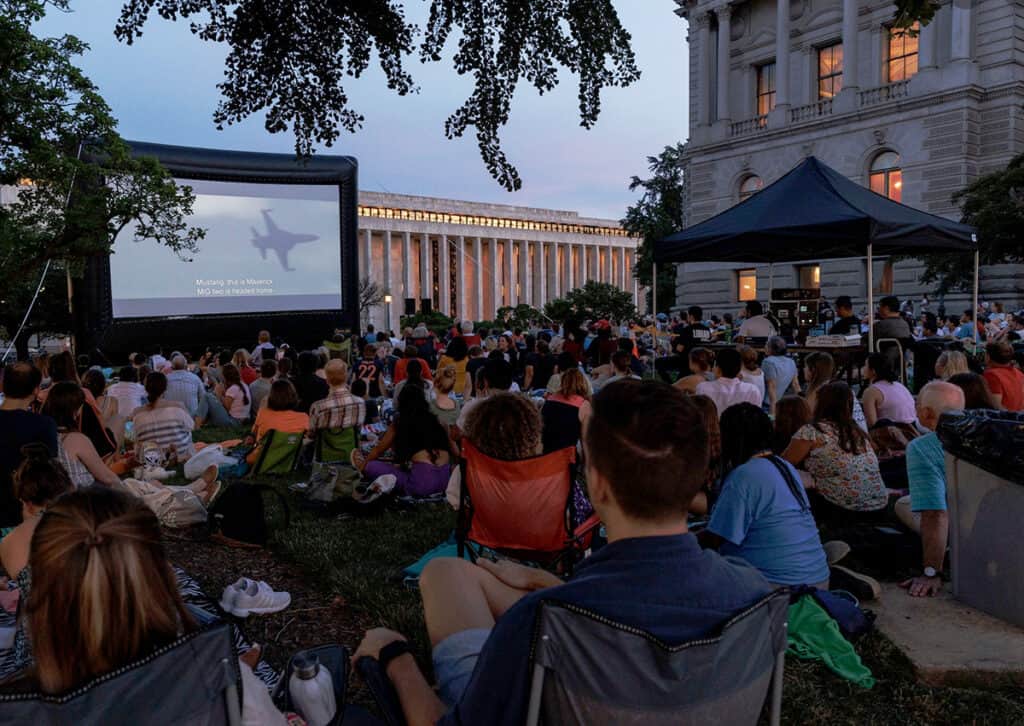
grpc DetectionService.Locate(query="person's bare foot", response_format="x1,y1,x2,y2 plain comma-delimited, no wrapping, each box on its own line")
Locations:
201,464,218,486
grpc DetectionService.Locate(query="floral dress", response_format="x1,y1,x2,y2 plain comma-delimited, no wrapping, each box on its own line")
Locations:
793,422,888,511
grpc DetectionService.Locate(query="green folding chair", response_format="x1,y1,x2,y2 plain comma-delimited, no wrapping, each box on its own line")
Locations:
314,426,360,465
250,429,305,475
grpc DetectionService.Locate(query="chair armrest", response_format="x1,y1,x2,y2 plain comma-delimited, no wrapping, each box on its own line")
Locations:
355,656,407,726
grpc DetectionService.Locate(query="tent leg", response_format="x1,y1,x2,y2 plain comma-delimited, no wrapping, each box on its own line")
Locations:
769,263,774,300
652,262,657,320
972,250,980,348
867,244,874,352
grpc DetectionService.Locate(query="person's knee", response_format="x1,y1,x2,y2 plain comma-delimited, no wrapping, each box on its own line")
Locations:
422,557,476,595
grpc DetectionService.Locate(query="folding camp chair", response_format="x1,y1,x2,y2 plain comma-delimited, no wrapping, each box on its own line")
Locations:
0,622,242,725
524,588,790,726
456,440,600,575
314,425,360,466
250,429,305,475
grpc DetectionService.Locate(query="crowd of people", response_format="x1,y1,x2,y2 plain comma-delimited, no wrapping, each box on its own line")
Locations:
0,296,1021,721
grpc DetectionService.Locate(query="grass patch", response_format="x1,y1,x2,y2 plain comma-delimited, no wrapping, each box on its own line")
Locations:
193,424,1024,723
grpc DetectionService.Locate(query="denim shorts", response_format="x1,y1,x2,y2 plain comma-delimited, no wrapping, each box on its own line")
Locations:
432,627,492,707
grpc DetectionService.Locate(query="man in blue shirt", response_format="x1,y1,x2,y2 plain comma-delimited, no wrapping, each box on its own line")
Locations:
353,380,772,726
761,336,798,416
895,381,965,597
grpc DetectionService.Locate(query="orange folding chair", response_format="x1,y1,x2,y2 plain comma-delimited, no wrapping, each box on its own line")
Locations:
456,439,600,575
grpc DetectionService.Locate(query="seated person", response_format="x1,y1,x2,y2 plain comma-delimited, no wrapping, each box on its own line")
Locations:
947,371,998,409
82,369,122,446
133,373,197,463
41,382,123,489
783,382,888,516
935,350,970,381
37,351,116,459
701,402,829,589
437,338,472,398
545,352,593,397
106,365,146,417
201,363,251,427
13,487,289,723
352,386,452,498
292,351,329,414
982,340,1024,411
772,395,811,456
354,379,772,725
349,379,380,425
895,381,965,598
457,359,514,429
249,359,278,413
687,394,721,516
540,368,591,454
738,345,765,404
762,336,798,416
244,380,310,466
695,348,762,418
672,347,714,395
392,359,431,407
429,366,461,428
393,345,434,386
307,360,365,439
861,353,916,427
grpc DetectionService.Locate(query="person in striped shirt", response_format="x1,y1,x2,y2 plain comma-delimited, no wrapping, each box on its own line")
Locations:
133,372,196,462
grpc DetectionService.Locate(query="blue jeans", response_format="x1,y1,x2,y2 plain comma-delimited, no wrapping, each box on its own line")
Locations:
199,391,245,428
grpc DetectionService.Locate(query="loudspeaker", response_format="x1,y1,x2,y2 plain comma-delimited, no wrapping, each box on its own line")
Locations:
421,298,433,315
404,298,417,315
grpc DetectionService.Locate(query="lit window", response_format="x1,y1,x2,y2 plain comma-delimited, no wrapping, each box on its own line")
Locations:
887,23,919,82
797,264,821,289
817,43,843,98
869,151,902,202
756,62,776,116
739,175,763,202
738,268,757,302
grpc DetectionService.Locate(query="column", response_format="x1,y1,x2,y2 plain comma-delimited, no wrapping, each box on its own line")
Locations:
715,4,732,122
918,15,937,70
455,235,466,319
473,236,483,321
504,238,516,307
618,247,627,289
551,245,561,299
490,238,500,318
382,231,393,330
566,244,575,292
361,228,373,281
841,0,859,90
950,0,972,62
695,13,712,126
580,244,589,285
401,231,413,308
607,244,614,283
439,234,450,315
538,242,548,305
518,240,532,306
420,233,432,307
775,0,791,109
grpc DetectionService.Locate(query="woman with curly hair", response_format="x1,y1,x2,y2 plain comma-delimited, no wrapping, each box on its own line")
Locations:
463,392,542,461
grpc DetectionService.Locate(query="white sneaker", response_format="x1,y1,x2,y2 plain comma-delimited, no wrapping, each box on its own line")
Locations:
219,578,291,617
354,474,396,504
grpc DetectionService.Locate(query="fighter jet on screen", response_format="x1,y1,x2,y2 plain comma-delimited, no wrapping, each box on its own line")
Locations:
251,209,319,271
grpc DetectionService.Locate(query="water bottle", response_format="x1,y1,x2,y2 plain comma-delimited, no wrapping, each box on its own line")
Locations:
288,652,336,726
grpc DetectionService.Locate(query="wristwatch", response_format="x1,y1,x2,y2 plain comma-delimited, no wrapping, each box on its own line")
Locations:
378,640,413,672
923,566,941,578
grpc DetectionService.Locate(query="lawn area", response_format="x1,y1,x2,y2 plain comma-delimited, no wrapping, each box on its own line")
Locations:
191,427,1024,724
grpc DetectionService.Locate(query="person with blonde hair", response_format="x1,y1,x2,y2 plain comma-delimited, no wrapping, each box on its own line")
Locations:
541,367,592,453
737,345,765,403
430,365,461,428
673,347,714,395
232,348,258,385
934,350,969,381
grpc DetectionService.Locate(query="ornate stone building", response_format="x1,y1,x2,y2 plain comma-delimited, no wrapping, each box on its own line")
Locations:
358,191,640,330
674,0,1024,316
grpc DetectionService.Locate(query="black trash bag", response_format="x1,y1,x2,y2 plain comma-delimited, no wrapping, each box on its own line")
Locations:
936,409,1024,486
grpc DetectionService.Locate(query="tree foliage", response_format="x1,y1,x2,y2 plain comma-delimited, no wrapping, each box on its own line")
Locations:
1,0,202,355
495,303,544,331
621,143,684,315
357,275,387,328
113,0,640,191
918,153,1024,294
543,280,635,324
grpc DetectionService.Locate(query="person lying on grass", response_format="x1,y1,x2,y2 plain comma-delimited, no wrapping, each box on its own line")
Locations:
352,378,772,726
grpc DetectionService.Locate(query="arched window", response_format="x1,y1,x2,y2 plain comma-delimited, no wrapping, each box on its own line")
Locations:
739,175,763,202
869,151,902,202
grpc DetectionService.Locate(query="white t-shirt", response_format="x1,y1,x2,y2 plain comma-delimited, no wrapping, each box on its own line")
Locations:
225,383,251,420
740,370,766,402
738,315,777,338
108,381,147,415
696,377,762,418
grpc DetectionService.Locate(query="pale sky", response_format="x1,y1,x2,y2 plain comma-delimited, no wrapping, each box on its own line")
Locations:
37,1,689,221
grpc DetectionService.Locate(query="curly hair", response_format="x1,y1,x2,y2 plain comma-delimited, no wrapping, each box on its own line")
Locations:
463,392,542,460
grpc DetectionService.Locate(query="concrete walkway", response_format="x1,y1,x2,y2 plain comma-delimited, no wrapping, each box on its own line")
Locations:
873,583,1024,688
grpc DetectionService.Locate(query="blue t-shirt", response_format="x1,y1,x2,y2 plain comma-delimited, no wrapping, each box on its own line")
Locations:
762,355,798,405
709,457,829,586
907,431,947,512
439,534,772,726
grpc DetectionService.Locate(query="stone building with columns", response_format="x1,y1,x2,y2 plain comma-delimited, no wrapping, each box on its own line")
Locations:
674,0,1024,317
357,191,640,331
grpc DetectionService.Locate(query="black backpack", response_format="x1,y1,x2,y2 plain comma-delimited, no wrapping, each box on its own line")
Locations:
208,482,290,545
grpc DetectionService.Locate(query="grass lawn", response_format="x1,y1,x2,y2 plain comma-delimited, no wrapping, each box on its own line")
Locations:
194,427,1024,725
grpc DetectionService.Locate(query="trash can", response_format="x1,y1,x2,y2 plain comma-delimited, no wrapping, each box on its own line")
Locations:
945,454,1024,629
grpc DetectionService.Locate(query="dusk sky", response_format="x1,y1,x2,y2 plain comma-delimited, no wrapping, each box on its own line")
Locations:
37,1,689,221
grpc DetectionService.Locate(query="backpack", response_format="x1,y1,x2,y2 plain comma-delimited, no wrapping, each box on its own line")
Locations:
208,482,290,545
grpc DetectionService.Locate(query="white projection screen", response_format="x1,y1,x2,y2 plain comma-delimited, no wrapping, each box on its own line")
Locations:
109,179,342,318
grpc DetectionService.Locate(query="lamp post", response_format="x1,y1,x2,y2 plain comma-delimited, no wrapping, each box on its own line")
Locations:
384,293,392,332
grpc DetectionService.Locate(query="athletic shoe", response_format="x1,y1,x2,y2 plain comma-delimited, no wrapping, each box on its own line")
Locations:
823,540,851,566
830,565,881,602
354,474,396,504
219,578,291,616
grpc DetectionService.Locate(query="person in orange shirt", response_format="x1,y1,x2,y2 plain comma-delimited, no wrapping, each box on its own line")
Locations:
392,345,434,385
245,379,310,465
982,340,1024,411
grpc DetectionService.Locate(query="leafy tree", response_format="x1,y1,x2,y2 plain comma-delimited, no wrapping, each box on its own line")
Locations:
495,303,544,332
621,143,684,315
113,0,640,191
357,275,387,329
893,0,939,32
399,310,454,336
1,0,202,358
918,153,1024,295
544,281,636,324
0,263,71,361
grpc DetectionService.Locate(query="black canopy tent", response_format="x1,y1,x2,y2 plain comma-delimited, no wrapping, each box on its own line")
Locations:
654,156,979,348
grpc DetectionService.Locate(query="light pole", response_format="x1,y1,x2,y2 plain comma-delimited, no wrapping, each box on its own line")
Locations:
384,294,392,333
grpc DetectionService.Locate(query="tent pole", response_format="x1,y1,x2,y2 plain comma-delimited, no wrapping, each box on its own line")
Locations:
867,244,874,352
769,263,774,300
652,262,658,355
972,250,980,348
